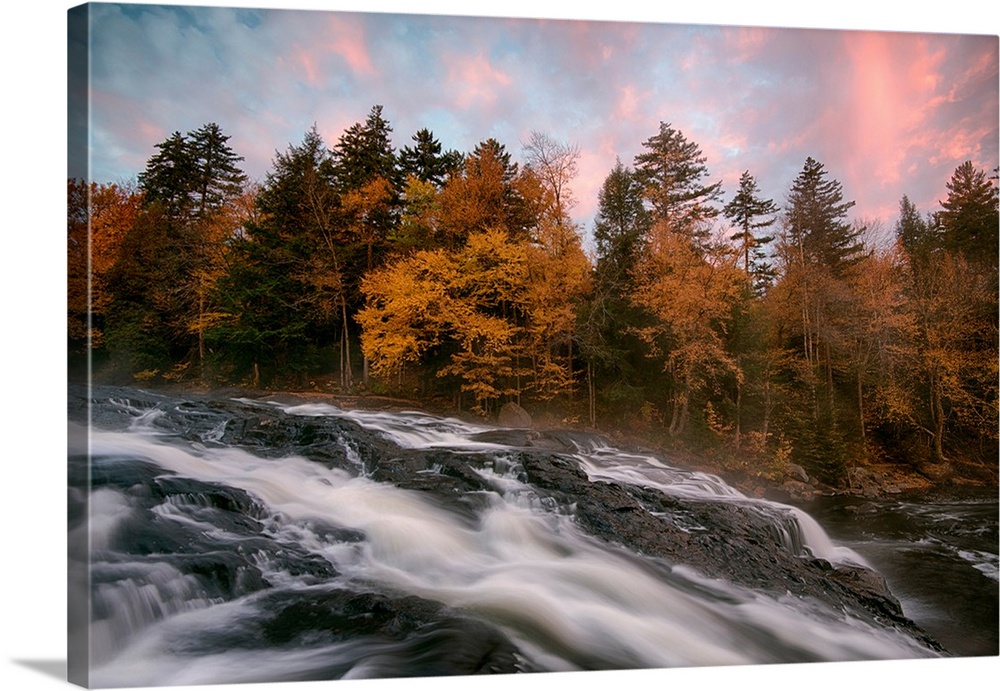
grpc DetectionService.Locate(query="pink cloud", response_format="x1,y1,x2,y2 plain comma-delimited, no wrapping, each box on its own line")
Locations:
323,15,377,77
137,120,162,143
282,15,377,87
809,32,955,205
770,30,996,222
616,84,643,120
723,27,771,62
445,52,513,110
574,146,615,223
844,32,908,185
293,47,321,85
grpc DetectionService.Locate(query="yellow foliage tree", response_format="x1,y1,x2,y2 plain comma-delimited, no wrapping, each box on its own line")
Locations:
631,222,743,435
362,227,597,415
357,248,457,377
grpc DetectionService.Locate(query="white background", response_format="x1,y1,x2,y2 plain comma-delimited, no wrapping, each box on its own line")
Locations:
1,1,997,690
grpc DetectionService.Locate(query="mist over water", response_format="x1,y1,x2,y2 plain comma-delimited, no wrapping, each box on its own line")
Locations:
70,388,962,687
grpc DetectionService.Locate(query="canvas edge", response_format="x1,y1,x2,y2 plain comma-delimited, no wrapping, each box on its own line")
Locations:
67,3,91,688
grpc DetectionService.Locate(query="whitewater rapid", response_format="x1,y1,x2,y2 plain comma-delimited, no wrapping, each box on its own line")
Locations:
69,390,942,687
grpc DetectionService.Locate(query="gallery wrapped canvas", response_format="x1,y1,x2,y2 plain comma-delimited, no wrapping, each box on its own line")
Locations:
65,1,997,689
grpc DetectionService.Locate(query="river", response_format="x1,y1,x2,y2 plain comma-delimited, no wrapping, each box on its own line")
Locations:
804,490,998,658
67,386,995,687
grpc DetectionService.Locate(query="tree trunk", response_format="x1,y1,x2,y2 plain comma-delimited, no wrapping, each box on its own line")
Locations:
824,339,835,407
857,369,866,442
198,290,205,380
735,374,742,448
587,361,596,427
669,371,691,437
340,296,352,391
567,338,574,403
931,373,946,463
762,377,772,441
677,373,692,436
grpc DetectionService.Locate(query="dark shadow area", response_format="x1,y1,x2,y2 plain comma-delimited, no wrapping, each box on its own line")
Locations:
11,659,67,681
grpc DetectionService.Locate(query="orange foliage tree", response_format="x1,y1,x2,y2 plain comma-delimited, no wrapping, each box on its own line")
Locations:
631,222,743,436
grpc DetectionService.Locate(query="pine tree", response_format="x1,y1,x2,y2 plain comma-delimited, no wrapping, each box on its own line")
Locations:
770,157,864,483
399,128,462,187
723,170,777,294
112,124,247,379
138,130,196,221
209,127,349,387
937,161,999,271
784,157,862,276
333,104,400,193
895,195,935,258
332,105,402,280
633,122,722,240
593,159,650,292
578,161,652,424
188,122,247,219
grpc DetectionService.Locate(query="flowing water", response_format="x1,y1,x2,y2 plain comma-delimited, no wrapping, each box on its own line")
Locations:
805,491,998,658
68,387,982,688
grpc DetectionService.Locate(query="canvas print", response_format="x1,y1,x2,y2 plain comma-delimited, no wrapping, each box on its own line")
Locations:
67,2,999,688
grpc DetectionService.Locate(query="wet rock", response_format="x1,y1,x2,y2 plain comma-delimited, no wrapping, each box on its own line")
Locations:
845,502,880,515
194,588,530,676
846,467,885,497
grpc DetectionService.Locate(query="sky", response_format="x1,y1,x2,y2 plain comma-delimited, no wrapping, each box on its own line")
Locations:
75,0,999,246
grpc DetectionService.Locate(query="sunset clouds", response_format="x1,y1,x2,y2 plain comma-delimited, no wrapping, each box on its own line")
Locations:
81,1,998,238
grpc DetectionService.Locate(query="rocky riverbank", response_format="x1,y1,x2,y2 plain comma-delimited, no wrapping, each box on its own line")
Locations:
97,380,994,505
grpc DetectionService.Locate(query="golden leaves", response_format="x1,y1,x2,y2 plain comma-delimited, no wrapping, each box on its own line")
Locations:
360,225,591,412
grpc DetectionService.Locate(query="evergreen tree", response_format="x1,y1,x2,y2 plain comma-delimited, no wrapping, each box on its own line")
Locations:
771,157,864,483
138,130,196,221
894,194,935,258
783,157,863,275
333,104,400,193
723,170,777,294
470,138,518,182
332,105,402,279
633,122,723,241
138,124,246,221
577,160,653,423
188,122,247,219
399,128,462,187
112,124,247,378
937,161,999,271
209,127,349,386
592,160,650,296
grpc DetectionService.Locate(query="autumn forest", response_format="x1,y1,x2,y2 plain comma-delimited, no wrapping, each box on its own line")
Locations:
68,106,999,488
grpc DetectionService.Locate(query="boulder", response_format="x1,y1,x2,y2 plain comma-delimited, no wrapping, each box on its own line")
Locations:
497,401,532,429
787,462,811,483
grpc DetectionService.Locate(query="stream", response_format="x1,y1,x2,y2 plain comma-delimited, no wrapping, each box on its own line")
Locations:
67,385,994,687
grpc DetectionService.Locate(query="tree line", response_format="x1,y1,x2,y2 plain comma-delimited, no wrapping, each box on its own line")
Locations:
68,105,999,486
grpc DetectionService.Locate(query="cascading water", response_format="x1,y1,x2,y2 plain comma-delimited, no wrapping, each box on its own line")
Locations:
69,386,945,688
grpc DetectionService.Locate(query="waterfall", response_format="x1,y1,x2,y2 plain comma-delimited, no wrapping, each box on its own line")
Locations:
69,387,943,688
